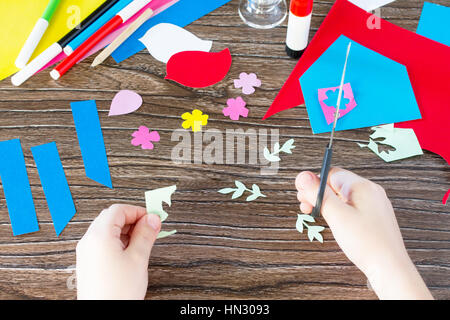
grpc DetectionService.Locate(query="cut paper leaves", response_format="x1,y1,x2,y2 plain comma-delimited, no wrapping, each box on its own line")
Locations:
145,185,177,239
109,90,143,116
166,48,232,88
182,109,209,132
223,97,249,121
357,124,423,162
131,126,160,150
234,72,261,95
299,35,421,134
296,214,325,243
318,83,357,125
219,181,266,202
263,139,295,162
140,23,213,63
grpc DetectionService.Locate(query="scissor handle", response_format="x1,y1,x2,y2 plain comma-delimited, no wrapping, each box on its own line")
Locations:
311,145,333,218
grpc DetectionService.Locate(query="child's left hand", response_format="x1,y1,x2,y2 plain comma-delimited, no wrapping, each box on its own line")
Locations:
76,204,161,300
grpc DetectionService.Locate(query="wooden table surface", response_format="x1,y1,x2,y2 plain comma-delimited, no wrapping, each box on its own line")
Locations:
0,0,448,300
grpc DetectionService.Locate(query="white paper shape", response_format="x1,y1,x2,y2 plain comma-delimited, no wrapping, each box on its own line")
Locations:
348,0,396,12
139,23,213,63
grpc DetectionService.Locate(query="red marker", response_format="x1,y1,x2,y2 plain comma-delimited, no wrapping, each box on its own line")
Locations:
285,0,314,59
51,0,151,80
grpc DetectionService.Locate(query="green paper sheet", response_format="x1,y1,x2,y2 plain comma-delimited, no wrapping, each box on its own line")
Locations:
145,185,177,239
358,124,423,162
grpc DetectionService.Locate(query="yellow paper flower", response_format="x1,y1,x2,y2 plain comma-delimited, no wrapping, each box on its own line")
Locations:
181,109,209,132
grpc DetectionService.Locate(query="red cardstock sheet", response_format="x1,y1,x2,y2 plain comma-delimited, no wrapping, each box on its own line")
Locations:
263,0,450,164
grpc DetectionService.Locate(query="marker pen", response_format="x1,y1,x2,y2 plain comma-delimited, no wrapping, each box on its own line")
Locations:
285,0,314,59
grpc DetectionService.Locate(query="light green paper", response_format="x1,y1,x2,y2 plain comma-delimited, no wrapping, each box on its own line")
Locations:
358,124,423,162
295,214,325,243
145,185,177,239
218,181,266,201
263,138,295,162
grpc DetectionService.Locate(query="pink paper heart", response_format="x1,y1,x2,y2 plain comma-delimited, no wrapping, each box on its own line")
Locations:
109,90,143,116
318,83,357,125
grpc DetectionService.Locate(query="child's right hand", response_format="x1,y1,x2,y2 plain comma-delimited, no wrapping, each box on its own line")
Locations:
295,168,433,300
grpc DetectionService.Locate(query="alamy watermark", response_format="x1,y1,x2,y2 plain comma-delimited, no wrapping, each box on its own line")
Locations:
171,128,282,175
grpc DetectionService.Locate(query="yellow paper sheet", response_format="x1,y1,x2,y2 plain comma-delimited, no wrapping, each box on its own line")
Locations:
0,0,105,81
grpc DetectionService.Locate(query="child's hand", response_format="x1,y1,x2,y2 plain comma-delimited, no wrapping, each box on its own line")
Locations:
76,204,161,300
295,168,433,300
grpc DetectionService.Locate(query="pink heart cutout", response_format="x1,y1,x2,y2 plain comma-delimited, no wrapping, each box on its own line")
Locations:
109,90,143,116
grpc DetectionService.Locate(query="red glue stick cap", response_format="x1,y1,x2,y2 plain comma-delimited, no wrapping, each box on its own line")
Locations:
290,0,314,17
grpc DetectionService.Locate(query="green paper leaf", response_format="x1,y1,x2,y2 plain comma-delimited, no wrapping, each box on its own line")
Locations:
246,193,258,202
273,142,280,153
307,226,325,243
235,180,246,190
218,188,235,194
298,214,315,224
280,139,295,154
295,214,304,233
232,188,245,199
145,185,177,240
157,230,177,239
263,147,281,162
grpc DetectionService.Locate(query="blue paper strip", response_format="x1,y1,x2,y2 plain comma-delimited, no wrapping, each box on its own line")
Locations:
71,100,113,188
299,35,422,134
111,0,232,63
66,0,134,52
31,142,76,236
416,2,450,46
0,139,39,236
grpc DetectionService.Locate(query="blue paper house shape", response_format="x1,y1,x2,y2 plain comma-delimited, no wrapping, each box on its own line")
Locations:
299,35,422,134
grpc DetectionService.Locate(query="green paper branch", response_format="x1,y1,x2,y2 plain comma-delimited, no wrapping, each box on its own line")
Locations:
218,181,266,201
263,138,295,162
145,185,177,239
296,214,325,243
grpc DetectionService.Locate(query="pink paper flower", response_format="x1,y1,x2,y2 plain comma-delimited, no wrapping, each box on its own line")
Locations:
131,126,160,150
234,72,261,95
223,97,249,121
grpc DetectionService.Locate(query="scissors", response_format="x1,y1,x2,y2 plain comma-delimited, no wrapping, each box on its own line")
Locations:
311,42,352,218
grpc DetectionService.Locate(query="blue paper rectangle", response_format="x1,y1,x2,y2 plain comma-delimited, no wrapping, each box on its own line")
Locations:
416,2,450,46
111,0,232,63
299,35,422,134
71,100,113,188
66,0,134,52
31,142,76,236
0,139,39,236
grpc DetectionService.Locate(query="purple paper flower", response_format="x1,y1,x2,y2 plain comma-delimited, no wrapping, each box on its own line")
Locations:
234,72,261,95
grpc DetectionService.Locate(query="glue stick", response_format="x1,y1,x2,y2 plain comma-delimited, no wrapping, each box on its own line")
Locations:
285,0,314,59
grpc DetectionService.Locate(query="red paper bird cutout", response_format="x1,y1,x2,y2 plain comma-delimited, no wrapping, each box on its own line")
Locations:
263,0,450,164
165,48,232,88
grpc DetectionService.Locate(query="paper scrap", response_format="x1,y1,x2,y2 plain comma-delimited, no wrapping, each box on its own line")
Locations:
416,2,450,46
443,189,450,205
295,214,325,243
0,0,105,81
31,142,76,237
71,100,113,189
131,126,160,150
318,83,357,125
234,72,261,95
145,185,177,239
166,48,232,88
139,23,212,63
348,0,395,12
218,181,266,202
299,35,421,134
223,97,249,121
109,90,143,116
263,0,450,165
111,0,232,63
0,139,39,236
182,109,209,132
263,139,295,162
357,124,423,162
